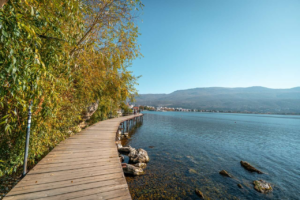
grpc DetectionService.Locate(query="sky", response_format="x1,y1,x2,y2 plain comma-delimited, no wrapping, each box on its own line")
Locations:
130,0,300,94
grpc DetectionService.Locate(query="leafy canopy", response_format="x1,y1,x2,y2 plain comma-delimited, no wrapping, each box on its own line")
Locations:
0,0,142,176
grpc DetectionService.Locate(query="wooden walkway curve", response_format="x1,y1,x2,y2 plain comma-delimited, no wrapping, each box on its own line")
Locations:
5,114,143,200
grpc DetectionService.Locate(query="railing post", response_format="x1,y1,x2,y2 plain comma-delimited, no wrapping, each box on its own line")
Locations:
23,100,33,176
127,120,129,133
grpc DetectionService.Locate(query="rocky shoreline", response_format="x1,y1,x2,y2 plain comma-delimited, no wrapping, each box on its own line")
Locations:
117,117,274,199
116,119,150,176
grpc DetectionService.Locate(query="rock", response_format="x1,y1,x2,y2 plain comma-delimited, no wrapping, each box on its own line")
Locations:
219,170,232,178
118,146,134,153
240,161,264,174
134,163,147,169
118,146,150,163
120,134,125,139
195,189,205,199
189,168,198,174
119,155,124,162
129,148,150,163
253,180,272,193
115,140,121,144
128,147,137,156
122,163,144,176
238,184,243,188
117,143,123,149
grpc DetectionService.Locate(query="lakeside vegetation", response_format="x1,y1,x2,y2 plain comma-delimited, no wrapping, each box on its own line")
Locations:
0,0,142,177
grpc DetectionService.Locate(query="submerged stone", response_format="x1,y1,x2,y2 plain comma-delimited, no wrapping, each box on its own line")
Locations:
253,180,272,193
240,161,264,174
195,189,205,199
188,168,198,174
219,170,232,178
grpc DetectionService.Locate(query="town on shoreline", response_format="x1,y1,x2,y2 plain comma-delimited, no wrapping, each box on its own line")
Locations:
132,105,300,116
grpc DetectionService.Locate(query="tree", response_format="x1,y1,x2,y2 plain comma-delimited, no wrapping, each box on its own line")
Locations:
0,0,142,176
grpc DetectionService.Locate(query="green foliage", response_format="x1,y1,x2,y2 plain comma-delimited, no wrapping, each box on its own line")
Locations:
0,0,142,176
121,103,133,114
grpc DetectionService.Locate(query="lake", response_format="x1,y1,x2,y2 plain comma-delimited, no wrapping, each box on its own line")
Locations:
122,111,300,199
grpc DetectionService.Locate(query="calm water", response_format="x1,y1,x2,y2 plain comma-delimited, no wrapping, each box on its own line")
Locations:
122,111,300,200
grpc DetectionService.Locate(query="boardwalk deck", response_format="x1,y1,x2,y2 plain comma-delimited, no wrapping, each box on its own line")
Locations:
4,114,143,200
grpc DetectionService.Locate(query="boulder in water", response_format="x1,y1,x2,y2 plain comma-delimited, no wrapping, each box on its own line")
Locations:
129,148,150,163
118,145,134,153
240,161,264,174
134,163,147,169
117,143,123,149
253,180,272,193
122,163,144,176
219,170,232,178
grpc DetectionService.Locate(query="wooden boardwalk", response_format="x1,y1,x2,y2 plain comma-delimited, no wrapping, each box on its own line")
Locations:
5,114,143,200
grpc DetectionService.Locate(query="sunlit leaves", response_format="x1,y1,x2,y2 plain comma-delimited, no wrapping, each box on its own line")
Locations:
0,0,142,176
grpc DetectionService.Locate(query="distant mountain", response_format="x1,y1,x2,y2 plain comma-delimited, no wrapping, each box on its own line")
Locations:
136,87,300,113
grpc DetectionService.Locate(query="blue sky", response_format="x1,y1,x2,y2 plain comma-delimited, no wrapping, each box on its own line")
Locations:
130,0,300,94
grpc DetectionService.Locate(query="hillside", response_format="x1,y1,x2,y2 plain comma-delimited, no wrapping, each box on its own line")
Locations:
136,87,300,113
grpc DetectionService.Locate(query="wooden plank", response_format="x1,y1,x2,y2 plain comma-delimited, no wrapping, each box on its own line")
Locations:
35,159,120,169
30,162,121,174
7,175,125,196
44,151,118,158
22,166,123,183
5,181,128,199
38,155,119,164
16,170,123,187
70,188,132,200
4,114,143,200
39,185,129,200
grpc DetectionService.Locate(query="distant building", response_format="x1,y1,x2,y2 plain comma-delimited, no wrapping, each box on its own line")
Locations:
133,106,139,111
